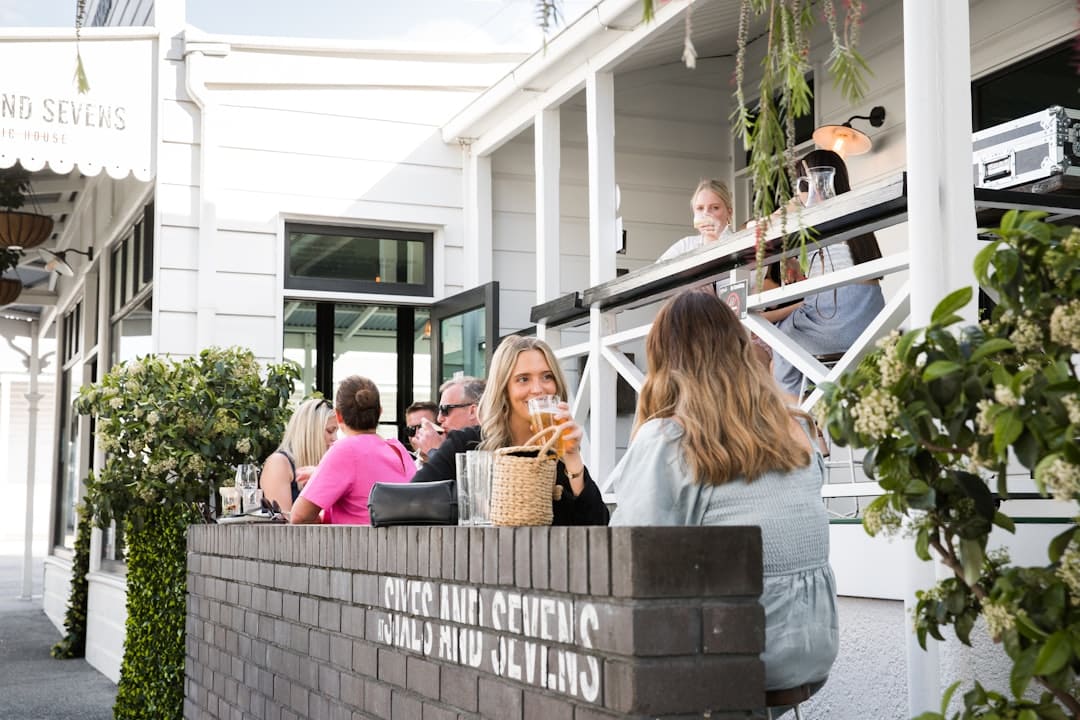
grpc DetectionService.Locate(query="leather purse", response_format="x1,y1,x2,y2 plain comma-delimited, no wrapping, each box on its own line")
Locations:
368,480,458,527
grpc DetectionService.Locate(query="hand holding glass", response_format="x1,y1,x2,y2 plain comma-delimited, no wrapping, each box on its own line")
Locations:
693,211,719,236
527,396,571,456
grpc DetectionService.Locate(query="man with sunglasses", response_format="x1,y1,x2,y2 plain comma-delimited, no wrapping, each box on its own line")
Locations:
414,376,485,462
404,401,438,468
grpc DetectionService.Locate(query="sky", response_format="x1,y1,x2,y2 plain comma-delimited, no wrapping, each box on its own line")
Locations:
0,0,598,51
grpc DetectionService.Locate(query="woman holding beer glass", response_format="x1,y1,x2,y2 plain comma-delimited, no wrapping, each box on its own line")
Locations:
657,178,734,262
412,335,609,526
609,291,837,695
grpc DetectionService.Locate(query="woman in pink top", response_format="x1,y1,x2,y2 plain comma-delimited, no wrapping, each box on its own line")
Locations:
290,375,415,524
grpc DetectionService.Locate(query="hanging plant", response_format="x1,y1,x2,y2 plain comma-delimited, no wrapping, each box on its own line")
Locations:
0,165,54,250
0,246,24,306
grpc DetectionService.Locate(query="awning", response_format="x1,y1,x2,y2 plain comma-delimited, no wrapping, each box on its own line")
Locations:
0,28,157,181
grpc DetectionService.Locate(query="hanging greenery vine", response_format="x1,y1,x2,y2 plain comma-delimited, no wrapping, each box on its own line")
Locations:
50,498,93,659
74,0,90,93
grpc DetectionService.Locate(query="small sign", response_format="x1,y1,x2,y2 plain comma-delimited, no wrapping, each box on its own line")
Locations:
716,279,748,319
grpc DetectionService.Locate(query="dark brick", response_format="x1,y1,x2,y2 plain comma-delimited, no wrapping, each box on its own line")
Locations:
368,527,379,571
702,602,765,655
330,634,352,669
417,527,431,578
587,528,610,596
320,600,342,632
365,679,391,719
478,677,523,720
354,573,378,607
331,570,352,602
343,605,365,638
392,690,423,719
567,527,589,595
483,528,498,584
522,690,573,720
320,664,341,698
421,702,457,720
353,640,378,676
310,630,331,662
377,529,388,574
428,527,443,579
311,568,331,598
548,527,569,592
514,527,531,589
497,528,515,585
469,528,485,584
609,527,762,598
301,596,320,626
377,648,407,687
530,527,550,590
455,527,470,582
341,672,365,707
439,664,479,712
586,601,701,656
407,656,440,698
406,527,419,576
283,593,300,622
441,527,455,581
604,656,764,715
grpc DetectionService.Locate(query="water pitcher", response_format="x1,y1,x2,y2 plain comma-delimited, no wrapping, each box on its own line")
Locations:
802,166,836,207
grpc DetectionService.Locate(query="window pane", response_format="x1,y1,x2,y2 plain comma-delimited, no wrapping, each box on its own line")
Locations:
111,296,152,366
285,225,433,295
439,307,486,385
283,300,319,400
55,370,79,550
413,309,432,402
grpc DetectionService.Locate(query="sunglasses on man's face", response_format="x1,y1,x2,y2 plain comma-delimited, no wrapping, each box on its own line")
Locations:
405,424,422,438
438,402,474,417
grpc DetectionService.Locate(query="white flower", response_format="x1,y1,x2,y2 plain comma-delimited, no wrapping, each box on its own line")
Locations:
146,411,160,426
993,385,1019,407
1059,539,1080,606
851,388,901,438
235,437,252,455
1039,458,1080,503
1009,315,1042,353
109,397,123,410
982,601,1015,640
1063,395,1080,426
1050,300,1080,351
876,331,906,387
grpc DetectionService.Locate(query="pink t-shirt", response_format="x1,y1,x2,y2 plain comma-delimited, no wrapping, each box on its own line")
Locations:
300,433,415,525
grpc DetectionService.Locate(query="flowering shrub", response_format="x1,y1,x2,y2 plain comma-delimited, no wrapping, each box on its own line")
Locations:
76,346,299,524
821,212,1080,718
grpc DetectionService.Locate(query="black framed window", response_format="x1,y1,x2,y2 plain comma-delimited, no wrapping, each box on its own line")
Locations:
972,41,1077,132
54,305,82,551
285,223,434,296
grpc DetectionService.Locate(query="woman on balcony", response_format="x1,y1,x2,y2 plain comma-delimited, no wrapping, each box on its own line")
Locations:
609,290,838,695
658,178,735,261
412,335,609,526
765,149,885,396
290,376,415,524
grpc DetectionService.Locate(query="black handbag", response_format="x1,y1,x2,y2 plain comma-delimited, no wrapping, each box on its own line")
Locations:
368,480,458,527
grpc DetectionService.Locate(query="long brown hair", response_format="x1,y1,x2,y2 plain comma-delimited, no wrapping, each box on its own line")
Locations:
478,335,570,451
636,291,811,485
799,148,881,265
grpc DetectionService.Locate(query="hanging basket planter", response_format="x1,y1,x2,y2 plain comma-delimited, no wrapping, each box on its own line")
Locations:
0,276,22,306
0,211,54,250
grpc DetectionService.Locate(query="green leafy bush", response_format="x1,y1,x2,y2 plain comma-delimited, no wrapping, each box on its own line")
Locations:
74,346,299,719
51,499,92,659
822,211,1080,717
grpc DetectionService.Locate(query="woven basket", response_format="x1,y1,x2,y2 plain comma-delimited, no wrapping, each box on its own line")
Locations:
490,424,565,527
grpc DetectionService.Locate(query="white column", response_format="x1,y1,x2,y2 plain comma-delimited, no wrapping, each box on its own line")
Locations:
586,72,617,286
463,143,493,287
21,321,41,599
535,108,562,305
585,71,618,482
902,0,978,713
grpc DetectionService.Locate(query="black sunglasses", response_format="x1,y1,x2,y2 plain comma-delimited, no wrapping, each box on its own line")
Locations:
405,424,421,437
438,402,474,416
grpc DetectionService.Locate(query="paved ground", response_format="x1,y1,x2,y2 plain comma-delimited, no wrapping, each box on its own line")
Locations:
0,554,117,720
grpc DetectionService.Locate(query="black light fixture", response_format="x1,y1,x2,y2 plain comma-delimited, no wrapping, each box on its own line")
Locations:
812,105,887,157
39,246,94,277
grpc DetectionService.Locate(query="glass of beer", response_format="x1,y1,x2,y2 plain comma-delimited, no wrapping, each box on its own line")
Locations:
527,395,569,456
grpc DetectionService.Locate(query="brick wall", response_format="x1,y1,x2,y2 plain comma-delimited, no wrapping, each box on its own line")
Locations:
185,525,765,720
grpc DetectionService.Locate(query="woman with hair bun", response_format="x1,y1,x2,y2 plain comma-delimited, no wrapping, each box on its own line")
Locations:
290,376,415,524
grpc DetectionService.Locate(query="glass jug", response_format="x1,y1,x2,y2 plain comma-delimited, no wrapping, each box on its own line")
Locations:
800,166,837,207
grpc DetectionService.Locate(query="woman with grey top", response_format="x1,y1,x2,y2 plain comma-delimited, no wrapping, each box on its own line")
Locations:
609,290,838,698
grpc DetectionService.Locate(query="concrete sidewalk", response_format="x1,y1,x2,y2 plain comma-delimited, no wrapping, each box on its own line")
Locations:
0,554,116,720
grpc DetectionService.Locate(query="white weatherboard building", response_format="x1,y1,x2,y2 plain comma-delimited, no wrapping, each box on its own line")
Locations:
1,0,1077,715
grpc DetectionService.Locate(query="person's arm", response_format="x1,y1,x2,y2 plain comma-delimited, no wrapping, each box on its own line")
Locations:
758,300,804,324
552,464,609,526
289,496,323,524
259,453,296,512
411,427,480,483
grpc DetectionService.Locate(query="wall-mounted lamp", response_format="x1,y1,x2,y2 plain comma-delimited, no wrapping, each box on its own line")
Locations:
39,246,93,277
812,106,886,157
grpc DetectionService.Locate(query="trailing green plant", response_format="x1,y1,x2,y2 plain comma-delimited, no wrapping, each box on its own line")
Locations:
821,211,1080,718
50,498,93,659
112,502,201,720
75,346,298,719
1,247,21,274
0,164,30,211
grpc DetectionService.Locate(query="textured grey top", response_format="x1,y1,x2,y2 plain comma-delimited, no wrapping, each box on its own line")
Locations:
609,417,839,690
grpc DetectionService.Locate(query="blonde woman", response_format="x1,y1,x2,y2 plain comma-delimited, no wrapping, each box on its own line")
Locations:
609,291,838,695
259,398,338,511
412,336,609,526
657,178,735,261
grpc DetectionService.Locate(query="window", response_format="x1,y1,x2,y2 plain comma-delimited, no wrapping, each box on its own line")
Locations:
54,303,83,551
285,223,434,296
972,41,1077,132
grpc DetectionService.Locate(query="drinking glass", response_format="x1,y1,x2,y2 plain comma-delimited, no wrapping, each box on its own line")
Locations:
467,451,494,527
235,463,259,490
218,486,241,517
693,211,718,235
527,395,569,456
455,452,472,526
799,166,837,207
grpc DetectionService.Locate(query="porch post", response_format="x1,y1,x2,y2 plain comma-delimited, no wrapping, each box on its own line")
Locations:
21,320,41,599
902,0,978,713
585,71,617,481
535,108,562,306
463,142,493,287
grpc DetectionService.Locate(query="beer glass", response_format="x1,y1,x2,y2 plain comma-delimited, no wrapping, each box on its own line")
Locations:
527,395,569,456
455,452,472,526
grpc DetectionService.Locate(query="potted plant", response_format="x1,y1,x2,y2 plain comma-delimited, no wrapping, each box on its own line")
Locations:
0,246,23,306
0,164,54,250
